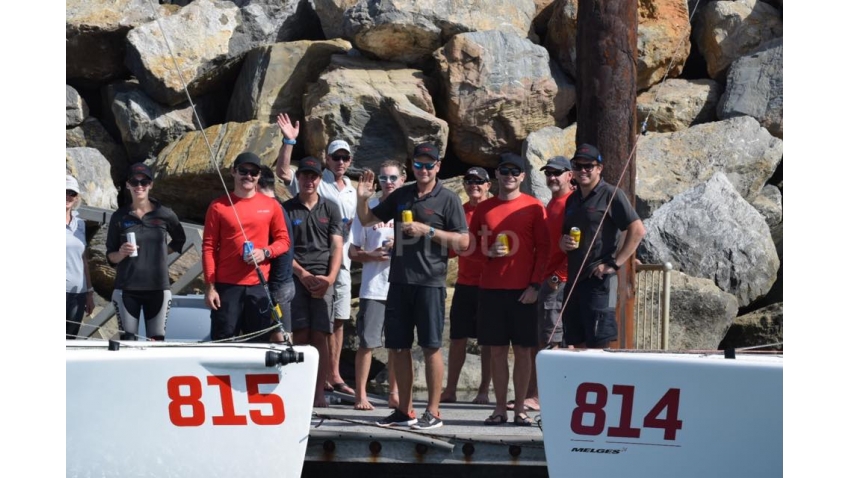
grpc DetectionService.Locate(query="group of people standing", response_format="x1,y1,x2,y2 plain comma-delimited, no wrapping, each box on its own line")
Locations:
65,112,645,431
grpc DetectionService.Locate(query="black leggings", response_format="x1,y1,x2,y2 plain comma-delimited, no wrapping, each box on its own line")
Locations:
112,289,172,340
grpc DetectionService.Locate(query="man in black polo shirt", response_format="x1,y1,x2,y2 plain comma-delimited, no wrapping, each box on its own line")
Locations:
356,142,469,430
283,157,343,408
559,143,646,349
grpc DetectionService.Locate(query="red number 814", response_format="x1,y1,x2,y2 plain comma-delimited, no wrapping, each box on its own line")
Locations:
570,382,682,441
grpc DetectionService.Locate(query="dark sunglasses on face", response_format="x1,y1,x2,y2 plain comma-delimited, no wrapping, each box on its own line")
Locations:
378,175,400,183
498,167,522,177
330,155,351,162
66,189,78,197
464,179,487,186
571,162,597,172
413,161,438,170
237,167,260,177
128,178,153,187
544,170,566,177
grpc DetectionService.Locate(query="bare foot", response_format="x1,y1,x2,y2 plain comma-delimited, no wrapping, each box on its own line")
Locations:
354,398,375,411
472,392,490,404
314,397,329,408
524,397,540,411
439,390,457,403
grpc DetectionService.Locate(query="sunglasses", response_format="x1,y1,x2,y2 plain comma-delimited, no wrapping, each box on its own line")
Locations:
464,178,487,186
413,161,438,170
498,167,522,177
66,189,78,198
128,178,153,187
543,170,566,177
330,155,351,162
571,162,597,172
237,167,260,177
378,174,400,183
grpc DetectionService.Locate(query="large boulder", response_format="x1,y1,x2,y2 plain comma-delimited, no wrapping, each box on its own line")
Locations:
666,272,739,350
719,303,783,351
638,173,780,308
227,39,352,123
695,0,783,79
151,120,284,223
66,148,120,209
718,38,783,139
545,0,690,90
66,118,130,186
303,55,447,173
312,0,359,40
66,85,90,127
636,116,783,218
636,79,721,133
344,0,538,65
66,0,173,84
435,30,574,167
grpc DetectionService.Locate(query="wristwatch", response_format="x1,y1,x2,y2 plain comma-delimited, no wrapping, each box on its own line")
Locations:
607,259,620,271
427,226,436,238
263,248,272,259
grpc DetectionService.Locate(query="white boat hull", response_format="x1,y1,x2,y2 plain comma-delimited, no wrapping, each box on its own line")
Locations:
537,349,782,478
67,341,318,478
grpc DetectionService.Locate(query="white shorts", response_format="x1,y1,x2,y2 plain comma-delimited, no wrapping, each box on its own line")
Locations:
334,267,352,320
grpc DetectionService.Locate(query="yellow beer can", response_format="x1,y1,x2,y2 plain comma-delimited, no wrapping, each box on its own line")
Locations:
569,227,581,246
497,233,510,253
401,210,413,223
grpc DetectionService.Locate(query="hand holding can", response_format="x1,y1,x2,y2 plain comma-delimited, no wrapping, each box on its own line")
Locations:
569,227,581,247
127,232,138,257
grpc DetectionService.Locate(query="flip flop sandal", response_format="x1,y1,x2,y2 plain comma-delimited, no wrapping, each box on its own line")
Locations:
484,414,508,425
331,382,355,395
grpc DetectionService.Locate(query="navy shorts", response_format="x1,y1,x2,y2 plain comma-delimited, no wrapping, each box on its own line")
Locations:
384,283,446,350
210,283,272,342
562,274,618,348
477,288,538,348
449,283,480,340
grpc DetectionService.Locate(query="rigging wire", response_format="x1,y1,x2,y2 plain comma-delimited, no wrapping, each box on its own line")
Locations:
548,0,705,347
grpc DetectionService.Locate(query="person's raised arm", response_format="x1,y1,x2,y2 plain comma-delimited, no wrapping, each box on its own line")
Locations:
356,169,381,227
274,113,299,184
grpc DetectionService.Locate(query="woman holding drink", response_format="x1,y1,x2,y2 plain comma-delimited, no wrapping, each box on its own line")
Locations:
106,163,186,340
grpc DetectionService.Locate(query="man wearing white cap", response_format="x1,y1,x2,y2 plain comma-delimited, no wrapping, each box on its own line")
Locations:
274,114,357,395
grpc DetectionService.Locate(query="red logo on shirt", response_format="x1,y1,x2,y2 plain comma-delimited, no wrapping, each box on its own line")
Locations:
423,208,435,216
319,217,329,224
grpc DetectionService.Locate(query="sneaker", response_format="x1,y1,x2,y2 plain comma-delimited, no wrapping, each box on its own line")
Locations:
376,409,417,428
410,410,443,430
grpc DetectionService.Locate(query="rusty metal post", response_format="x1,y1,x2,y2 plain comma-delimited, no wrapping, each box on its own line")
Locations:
574,0,638,348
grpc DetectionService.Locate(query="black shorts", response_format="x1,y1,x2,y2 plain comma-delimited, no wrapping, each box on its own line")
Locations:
384,283,446,350
562,274,618,347
477,289,538,348
291,279,334,334
210,283,273,342
449,283,480,340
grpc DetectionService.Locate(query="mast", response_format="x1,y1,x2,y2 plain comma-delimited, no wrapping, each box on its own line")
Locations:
574,0,638,348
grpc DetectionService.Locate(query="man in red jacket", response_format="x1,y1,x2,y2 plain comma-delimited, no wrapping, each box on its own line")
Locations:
202,152,290,341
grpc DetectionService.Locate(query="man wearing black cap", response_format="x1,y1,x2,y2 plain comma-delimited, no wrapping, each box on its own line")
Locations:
283,156,343,408
441,166,493,406
356,142,469,430
202,152,291,343
468,152,549,427
559,144,646,349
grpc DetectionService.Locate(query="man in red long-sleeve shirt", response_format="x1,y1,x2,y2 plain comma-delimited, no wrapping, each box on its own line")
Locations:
468,153,549,427
202,152,290,341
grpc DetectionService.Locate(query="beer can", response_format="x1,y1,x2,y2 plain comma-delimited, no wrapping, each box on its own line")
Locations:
401,210,413,223
126,232,138,257
569,227,581,246
496,233,510,253
243,241,254,262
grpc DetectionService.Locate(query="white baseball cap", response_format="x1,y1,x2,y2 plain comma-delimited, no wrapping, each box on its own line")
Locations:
327,139,351,155
66,174,80,194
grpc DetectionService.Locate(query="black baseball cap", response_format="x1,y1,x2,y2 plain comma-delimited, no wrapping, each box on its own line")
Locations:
412,142,440,161
497,152,524,169
128,162,153,179
540,156,571,171
233,152,263,168
296,156,323,175
572,144,603,163
464,166,490,182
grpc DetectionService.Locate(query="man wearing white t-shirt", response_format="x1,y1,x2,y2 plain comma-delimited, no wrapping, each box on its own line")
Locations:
274,114,357,395
348,161,405,410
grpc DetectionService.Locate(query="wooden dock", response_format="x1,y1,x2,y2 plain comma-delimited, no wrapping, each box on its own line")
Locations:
303,392,549,476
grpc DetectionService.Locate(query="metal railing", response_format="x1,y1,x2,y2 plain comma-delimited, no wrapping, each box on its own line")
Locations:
633,262,672,349
75,205,205,339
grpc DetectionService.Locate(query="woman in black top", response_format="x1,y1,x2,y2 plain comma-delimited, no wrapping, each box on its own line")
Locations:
106,163,186,340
